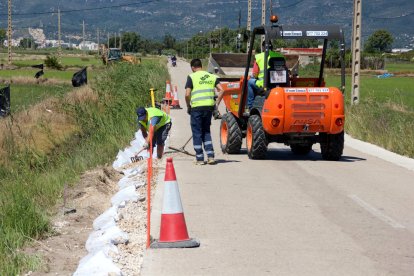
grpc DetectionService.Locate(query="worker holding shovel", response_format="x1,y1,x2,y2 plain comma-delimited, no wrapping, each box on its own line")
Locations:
135,107,172,159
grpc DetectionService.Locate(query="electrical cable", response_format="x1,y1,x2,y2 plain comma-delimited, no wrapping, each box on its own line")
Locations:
0,0,157,16
368,10,414,19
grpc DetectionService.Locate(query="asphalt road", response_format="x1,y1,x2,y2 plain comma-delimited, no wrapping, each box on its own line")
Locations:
142,59,414,276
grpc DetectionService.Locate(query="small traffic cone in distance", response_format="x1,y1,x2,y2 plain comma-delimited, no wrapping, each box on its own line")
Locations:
171,85,182,109
163,80,172,105
151,158,200,249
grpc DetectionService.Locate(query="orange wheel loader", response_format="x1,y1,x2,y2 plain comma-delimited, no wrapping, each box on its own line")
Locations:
219,17,346,160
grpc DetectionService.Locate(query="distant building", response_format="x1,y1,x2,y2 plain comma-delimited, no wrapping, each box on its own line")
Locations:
44,40,63,48
61,42,77,49
391,48,412,53
280,48,323,66
3,39,22,47
78,41,98,51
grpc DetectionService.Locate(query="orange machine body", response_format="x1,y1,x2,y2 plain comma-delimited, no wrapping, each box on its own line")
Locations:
221,77,344,136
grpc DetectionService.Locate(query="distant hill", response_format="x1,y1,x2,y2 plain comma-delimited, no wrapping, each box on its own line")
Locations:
1,0,413,47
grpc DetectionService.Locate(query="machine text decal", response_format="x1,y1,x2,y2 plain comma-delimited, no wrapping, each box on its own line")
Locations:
307,31,328,37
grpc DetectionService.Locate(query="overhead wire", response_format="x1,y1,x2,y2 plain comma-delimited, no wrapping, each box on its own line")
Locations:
0,0,157,16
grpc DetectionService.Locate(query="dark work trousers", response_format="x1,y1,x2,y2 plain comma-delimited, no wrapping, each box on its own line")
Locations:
190,109,214,161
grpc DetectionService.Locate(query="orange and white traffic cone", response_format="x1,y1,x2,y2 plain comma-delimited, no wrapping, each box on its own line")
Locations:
150,158,200,248
163,80,172,104
171,85,182,109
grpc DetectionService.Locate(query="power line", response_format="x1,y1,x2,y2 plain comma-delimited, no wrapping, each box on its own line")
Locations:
272,0,306,9
368,10,414,19
0,0,157,16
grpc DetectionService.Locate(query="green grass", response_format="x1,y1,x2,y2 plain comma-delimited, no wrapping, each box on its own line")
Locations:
10,84,73,112
0,68,99,81
385,62,414,73
324,73,414,157
325,75,414,110
0,61,169,274
11,56,103,68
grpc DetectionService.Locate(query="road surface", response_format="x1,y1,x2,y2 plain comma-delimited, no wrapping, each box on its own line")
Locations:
142,59,414,275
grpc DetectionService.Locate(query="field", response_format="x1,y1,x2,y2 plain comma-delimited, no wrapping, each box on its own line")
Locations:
325,74,414,110
385,62,414,73
324,63,414,157
10,84,73,112
0,68,84,80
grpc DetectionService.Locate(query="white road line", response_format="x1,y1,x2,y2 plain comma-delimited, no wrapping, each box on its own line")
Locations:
349,194,405,229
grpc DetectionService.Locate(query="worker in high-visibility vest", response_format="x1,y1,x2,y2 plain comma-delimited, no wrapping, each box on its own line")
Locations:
247,41,285,109
185,59,224,165
136,107,172,159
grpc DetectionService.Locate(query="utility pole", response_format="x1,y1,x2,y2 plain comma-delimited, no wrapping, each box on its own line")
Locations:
107,32,110,48
247,0,252,52
119,32,122,50
97,28,100,55
83,21,85,45
219,14,222,52
114,33,117,49
8,0,12,65
58,8,62,58
261,0,266,45
351,0,362,105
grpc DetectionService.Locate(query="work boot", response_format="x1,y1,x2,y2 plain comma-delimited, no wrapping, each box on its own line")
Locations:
195,160,206,165
207,157,216,165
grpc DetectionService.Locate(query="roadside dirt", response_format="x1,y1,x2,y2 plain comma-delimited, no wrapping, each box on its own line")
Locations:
24,158,160,276
24,166,121,275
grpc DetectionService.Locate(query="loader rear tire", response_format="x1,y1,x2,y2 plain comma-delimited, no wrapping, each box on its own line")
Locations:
220,113,242,154
320,131,344,161
290,144,312,155
246,115,267,159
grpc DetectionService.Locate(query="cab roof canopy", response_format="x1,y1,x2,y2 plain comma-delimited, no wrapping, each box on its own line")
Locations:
255,25,344,41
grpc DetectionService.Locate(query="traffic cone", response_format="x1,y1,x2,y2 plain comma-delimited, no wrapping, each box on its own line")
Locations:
171,85,182,109
163,80,172,104
150,158,200,249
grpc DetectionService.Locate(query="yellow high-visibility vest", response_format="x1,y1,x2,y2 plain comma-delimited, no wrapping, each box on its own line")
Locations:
139,107,171,131
189,71,216,108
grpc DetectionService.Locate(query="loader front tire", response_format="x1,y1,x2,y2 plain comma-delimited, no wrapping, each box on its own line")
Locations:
246,115,267,159
220,113,242,154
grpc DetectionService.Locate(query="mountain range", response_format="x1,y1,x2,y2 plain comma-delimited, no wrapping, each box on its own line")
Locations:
0,0,413,47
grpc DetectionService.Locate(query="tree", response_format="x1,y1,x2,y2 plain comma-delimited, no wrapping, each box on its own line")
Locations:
121,32,141,52
20,38,36,49
0,29,6,47
163,34,176,49
292,38,319,48
364,30,394,53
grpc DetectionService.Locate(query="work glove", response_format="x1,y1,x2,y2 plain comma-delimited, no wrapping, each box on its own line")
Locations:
213,109,222,120
187,106,191,115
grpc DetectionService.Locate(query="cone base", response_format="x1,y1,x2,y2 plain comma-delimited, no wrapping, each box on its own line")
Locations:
150,238,200,249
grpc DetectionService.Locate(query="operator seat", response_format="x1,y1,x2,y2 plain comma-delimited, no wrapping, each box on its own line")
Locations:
267,57,290,89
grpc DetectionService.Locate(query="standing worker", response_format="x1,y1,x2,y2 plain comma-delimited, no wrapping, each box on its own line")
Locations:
136,107,172,159
247,41,285,109
185,59,224,165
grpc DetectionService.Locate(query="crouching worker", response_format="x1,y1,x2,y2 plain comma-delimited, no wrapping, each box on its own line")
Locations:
136,107,172,159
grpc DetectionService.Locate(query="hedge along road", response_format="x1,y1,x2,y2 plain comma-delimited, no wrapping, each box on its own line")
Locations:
141,59,414,275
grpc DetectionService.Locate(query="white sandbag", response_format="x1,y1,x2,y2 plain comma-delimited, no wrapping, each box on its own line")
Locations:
135,181,145,188
118,175,137,190
74,250,122,276
93,206,118,231
111,185,138,206
112,150,132,169
86,226,128,253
